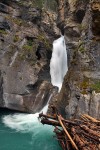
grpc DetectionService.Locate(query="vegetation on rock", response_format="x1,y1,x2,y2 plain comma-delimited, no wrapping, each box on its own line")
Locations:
91,81,100,93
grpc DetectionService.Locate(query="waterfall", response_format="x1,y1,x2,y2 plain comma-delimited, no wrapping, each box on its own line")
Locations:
50,36,68,91
2,36,68,132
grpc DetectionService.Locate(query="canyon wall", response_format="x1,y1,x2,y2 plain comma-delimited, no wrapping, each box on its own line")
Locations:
0,0,59,112
50,0,100,119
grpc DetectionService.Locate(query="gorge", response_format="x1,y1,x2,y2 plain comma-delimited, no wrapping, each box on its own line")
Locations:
0,0,99,119
0,35,67,150
0,0,100,150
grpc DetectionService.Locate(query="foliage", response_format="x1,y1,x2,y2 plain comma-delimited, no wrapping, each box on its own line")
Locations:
78,41,86,53
34,0,45,8
32,0,57,11
37,34,50,49
22,44,33,52
13,35,19,43
80,78,100,94
79,45,85,53
91,81,100,92
27,38,33,46
78,24,88,31
0,29,7,34
12,18,23,26
80,77,90,94
18,38,37,65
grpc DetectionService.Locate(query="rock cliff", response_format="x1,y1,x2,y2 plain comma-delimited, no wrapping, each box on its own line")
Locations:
0,0,100,119
50,0,100,119
0,0,60,112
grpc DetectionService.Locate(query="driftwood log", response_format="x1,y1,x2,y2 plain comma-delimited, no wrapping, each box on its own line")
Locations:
39,107,100,150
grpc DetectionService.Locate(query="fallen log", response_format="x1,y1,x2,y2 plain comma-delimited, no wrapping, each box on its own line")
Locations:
71,127,88,150
39,108,100,150
41,118,61,126
82,114,100,123
57,115,79,150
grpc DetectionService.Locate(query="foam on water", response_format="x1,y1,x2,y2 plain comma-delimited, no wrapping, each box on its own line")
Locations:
2,94,53,132
2,107,49,132
1,112,61,150
2,106,43,132
2,113,39,132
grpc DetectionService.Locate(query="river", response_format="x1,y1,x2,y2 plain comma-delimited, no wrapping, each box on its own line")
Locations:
0,109,62,150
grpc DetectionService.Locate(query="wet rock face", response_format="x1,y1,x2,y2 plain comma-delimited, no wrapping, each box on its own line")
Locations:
3,81,56,113
0,0,60,112
51,0,100,119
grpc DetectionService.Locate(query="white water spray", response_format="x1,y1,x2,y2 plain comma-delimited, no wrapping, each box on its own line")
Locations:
2,94,53,132
50,36,68,91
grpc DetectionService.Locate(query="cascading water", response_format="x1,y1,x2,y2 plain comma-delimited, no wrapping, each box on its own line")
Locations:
50,36,68,91
2,36,68,133
0,36,67,150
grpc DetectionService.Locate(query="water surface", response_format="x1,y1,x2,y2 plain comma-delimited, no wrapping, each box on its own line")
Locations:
0,109,62,150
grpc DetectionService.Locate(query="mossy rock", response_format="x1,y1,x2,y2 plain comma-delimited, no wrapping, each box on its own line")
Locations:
18,40,37,65
5,15,28,27
79,78,100,94
37,34,51,49
79,45,85,53
13,35,20,43
22,44,33,51
79,77,90,94
12,18,23,26
27,38,33,46
78,41,86,53
78,24,88,31
91,81,100,93
0,29,7,35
